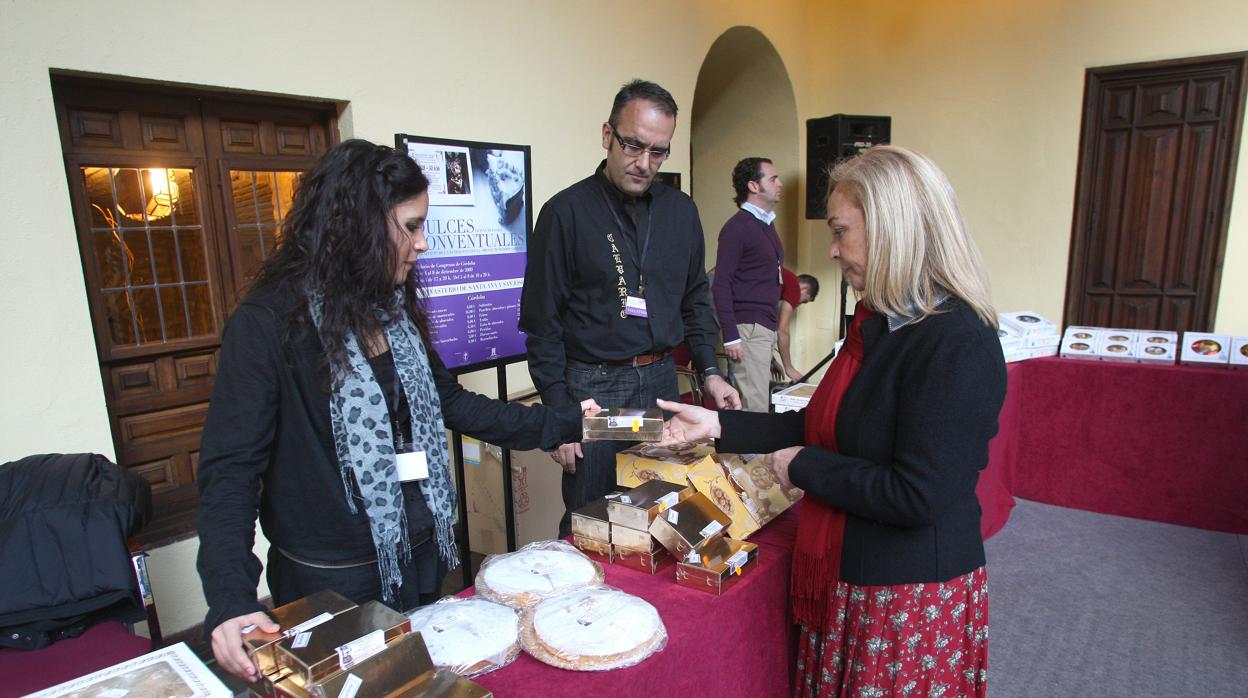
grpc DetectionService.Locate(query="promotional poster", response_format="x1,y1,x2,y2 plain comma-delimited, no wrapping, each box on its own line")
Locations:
397,135,532,372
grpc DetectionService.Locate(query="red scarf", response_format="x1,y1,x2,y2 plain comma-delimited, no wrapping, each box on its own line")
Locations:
792,301,874,631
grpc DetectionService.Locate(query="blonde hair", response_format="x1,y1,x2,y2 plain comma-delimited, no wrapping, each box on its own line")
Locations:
827,145,996,327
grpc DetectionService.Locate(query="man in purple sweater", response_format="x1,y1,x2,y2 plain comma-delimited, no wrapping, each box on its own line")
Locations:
712,157,785,412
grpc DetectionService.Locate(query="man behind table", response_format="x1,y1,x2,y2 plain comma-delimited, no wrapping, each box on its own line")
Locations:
520,79,740,536
713,157,785,412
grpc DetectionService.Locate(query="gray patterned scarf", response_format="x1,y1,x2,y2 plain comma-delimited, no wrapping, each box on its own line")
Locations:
307,288,459,602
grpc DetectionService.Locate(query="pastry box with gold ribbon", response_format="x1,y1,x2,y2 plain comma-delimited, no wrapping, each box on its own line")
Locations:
582,408,663,441
274,601,411,690
675,537,759,596
243,589,359,683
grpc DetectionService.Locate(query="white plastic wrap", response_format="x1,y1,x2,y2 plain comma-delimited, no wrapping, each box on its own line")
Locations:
519,585,668,671
408,596,521,677
474,539,605,608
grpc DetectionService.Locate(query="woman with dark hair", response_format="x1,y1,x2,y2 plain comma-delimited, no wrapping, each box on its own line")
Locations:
660,146,1005,696
196,139,597,680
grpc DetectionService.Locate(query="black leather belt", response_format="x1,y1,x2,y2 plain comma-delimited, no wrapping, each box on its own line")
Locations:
277,529,433,569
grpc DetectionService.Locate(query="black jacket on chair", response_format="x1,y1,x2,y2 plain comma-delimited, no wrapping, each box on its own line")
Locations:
0,453,151,649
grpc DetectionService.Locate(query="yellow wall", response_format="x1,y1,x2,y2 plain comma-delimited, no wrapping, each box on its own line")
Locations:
0,0,809,634
2,0,1245,635
796,0,1248,344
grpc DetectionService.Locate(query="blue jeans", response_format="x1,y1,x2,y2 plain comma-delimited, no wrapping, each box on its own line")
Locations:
559,355,679,536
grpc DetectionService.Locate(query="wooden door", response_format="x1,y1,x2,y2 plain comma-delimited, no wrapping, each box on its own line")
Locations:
1065,53,1246,331
53,77,335,540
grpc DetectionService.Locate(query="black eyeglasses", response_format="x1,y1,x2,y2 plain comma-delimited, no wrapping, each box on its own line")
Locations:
609,125,671,162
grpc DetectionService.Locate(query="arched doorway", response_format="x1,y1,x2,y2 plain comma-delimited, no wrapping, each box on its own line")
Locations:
691,26,799,266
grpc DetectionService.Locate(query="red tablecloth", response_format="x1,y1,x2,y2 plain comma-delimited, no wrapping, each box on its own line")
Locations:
472,508,800,697
1001,357,1248,533
0,622,152,697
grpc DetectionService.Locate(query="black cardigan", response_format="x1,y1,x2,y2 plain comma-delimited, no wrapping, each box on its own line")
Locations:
196,284,582,633
718,299,1006,586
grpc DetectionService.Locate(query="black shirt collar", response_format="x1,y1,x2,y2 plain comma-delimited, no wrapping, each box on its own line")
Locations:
595,160,654,207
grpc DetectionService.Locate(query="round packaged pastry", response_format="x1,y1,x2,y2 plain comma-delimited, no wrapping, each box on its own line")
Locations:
475,540,604,608
408,596,520,677
520,586,667,671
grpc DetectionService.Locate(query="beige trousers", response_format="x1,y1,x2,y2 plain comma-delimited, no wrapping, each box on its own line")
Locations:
735,323,777,412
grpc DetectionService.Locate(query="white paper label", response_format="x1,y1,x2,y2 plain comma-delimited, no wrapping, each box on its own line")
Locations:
284,611,334,638
338,674,363,698
98,690,128,698
463,438,482,465
291,631,311,648
666,508,679,525
605,492,621,499
700,520,724,538
727,550,749,573
618,495,632,504
336,629,386,670
607,415,643,430
685,549,700,563
396,450,428,481
656,492,679,510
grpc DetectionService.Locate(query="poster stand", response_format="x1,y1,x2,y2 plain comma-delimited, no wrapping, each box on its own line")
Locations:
448,359,525,589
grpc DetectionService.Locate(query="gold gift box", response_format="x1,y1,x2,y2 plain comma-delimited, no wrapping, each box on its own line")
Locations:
615,441,717,488
583,408,663,441
675,537,759,596
720,453,802,525
275,601,411,689
572,534,613,564
606,480,694,531
614,545,674,575
609,522,661,554
647,492,733,558
307,632,455,698
244,589,359,682
570,496,613,542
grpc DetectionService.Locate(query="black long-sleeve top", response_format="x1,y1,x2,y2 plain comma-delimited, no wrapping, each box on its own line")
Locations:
196,283,582,633
718,298,1006,586
519,163,720,407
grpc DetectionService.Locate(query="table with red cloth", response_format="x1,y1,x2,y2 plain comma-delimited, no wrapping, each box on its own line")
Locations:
993,357,1248,533
471,508,800,697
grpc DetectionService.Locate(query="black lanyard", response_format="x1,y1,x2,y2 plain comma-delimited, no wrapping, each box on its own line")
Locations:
598,184,653,294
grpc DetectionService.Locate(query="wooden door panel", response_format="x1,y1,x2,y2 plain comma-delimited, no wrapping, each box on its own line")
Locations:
1138,81,1186,124
1086,129,1130,291
1065,54,1245,332
54,76,337,538
1118,126,1180,290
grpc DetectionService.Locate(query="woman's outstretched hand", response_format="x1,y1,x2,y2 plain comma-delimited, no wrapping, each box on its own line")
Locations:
655,398,721,445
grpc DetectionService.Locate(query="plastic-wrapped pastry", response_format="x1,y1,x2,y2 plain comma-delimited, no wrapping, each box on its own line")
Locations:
408,596,521,677
519,586,667,671
475,540,604,608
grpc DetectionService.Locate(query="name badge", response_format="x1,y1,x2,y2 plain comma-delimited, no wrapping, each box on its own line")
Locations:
624,295,649,318
396,451,429,481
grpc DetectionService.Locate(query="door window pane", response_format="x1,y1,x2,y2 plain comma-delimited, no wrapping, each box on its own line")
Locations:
230,169,301,278
80,166,215,348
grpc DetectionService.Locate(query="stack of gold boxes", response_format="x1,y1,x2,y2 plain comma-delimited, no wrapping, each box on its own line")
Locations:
617,443,802,540
569,496,614,564
241,590,492,697
604,479,693,574
646,491,759,596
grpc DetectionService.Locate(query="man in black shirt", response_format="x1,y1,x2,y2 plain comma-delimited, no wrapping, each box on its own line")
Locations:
520,80,740,535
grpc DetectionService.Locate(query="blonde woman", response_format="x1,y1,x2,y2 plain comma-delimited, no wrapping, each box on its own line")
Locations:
660,145,1005,697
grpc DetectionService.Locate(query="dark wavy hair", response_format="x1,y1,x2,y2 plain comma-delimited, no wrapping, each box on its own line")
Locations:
731,157,771,206
252,139,431,377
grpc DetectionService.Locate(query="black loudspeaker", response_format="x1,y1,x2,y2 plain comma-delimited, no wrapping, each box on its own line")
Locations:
805,114,891,219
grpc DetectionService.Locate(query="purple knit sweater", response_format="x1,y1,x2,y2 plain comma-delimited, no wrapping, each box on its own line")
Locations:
712,209,784,343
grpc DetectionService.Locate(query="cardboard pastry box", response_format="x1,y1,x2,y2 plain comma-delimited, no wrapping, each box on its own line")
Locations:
616,441,717,489
243,590,359,683
583,408,663,441
275,601,411,689
675,537,759,596
607,480,694,531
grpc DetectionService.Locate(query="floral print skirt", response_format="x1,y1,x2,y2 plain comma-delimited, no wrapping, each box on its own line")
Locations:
795,566,989,698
